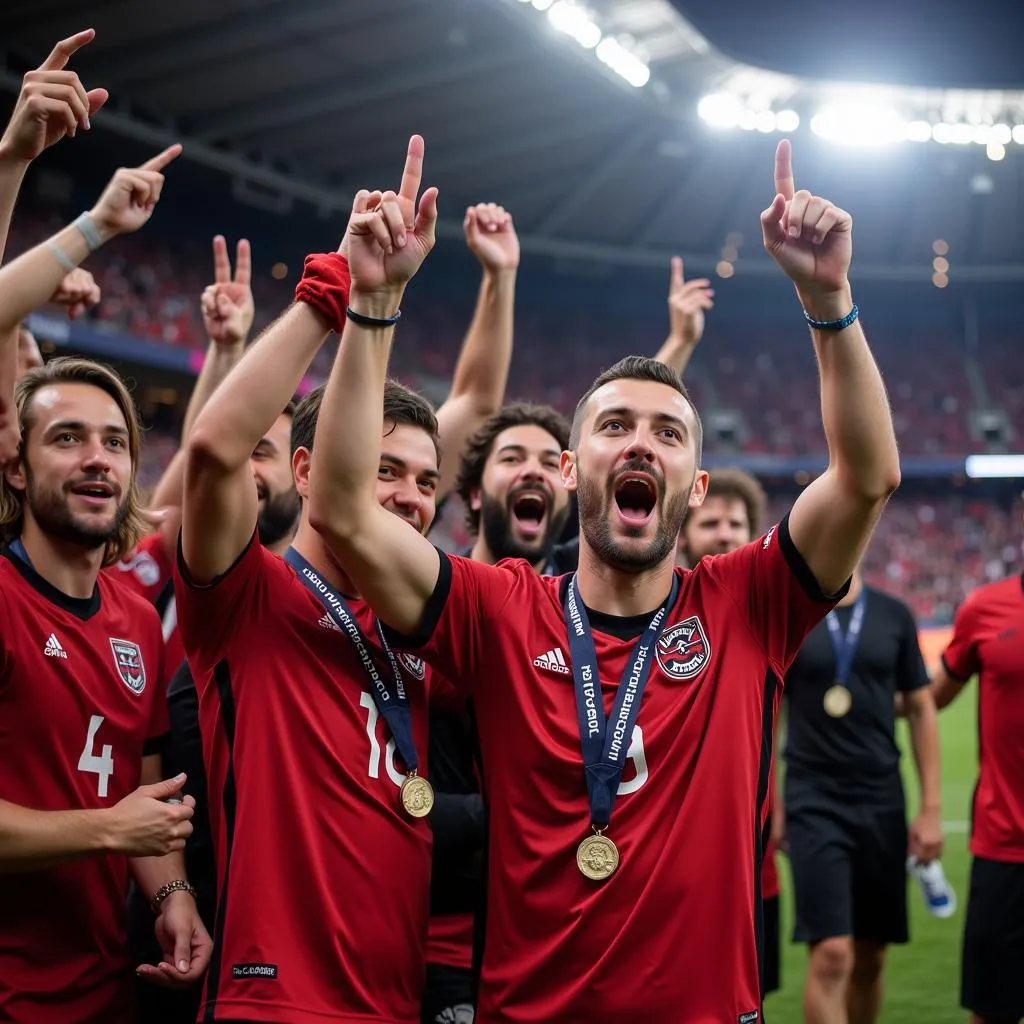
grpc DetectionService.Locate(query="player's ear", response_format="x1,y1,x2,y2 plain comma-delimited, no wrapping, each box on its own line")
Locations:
3,455,27,493
291,446,311,502
688,469,709,509
468,486,482,513
560,449,578,494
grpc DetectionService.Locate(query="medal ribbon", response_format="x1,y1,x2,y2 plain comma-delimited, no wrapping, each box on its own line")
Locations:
824,589,867,686
564,573,679,830
9,537,32,567
285,547,419,775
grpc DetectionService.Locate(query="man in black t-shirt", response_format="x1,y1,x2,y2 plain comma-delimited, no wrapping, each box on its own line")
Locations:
780,567,943,1024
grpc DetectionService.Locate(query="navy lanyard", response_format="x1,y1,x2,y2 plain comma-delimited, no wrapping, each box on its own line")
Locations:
284,547,419,775
824,589,867,685
564,573,679,830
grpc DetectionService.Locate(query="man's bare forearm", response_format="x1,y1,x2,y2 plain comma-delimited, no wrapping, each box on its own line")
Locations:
907,695,942,813
805,287,900,499
188,304,327,471
0,151,28,266
0,799,111,874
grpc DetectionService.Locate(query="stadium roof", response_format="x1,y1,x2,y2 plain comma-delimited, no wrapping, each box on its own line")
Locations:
3,0,1024,281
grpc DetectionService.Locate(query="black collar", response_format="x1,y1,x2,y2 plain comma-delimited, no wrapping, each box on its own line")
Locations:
2,544,101,621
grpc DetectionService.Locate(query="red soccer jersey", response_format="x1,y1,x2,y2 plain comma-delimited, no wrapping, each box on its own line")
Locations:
394,515,838,1023
942,573,1024,862
0,546,169,1024
109,530,185,670
173,534,432,1024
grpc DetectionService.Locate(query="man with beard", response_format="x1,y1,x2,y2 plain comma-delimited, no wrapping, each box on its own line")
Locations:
309,137,901,1022
0,146,211,1023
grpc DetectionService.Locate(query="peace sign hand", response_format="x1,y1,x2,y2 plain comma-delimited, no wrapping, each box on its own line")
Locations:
200,235,254,346
346,135,439,301
88,145,182,241
761,140,852,297
0,29,108,163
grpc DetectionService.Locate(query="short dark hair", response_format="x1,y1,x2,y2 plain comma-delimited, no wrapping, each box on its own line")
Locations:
455,402,571,535
697,467,767,536
569,356,703,462
291,379,439,461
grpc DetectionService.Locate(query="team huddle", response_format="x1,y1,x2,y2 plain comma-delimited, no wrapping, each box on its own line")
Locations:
1,29,1023,1024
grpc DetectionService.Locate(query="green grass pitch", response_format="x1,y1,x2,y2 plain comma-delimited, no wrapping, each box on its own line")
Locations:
765,685,978,1023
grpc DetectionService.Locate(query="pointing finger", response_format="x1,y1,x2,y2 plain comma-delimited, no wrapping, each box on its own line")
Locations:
397,134,425,221
142,143,182,172
760,194,787,249
670,255,684,291
40,28,95,71
774,139,795,203
212,236,230,284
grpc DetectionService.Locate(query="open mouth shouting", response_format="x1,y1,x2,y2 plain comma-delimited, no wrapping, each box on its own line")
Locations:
612,472,658,528
508,486,551,541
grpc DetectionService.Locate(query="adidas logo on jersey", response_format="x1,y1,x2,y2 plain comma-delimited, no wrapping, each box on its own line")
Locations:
44,633,68,659
533,647,570,675
318,613,341,632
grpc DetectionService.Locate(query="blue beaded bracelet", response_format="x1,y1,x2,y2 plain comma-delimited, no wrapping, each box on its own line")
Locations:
804,303,859,332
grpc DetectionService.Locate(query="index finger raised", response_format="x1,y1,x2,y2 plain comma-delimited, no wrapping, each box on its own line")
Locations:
40,28,95,71
142,143,183,172
774,139,795,202
211,236,230,284
670,255,684,289
397,134,424,210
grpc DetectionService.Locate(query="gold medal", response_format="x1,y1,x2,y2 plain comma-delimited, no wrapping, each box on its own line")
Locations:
400,773,434,819
576,833,620,881
823,683,852,718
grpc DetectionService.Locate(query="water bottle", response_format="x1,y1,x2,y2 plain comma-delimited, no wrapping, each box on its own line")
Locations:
907,856,957,918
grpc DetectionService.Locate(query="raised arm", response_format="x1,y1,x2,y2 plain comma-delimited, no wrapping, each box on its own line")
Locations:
434,203,519,497
762,140,900,594
308,135,442,634
653,256,713,375
0,145,181,336
0,29,107,265
149,235,254,520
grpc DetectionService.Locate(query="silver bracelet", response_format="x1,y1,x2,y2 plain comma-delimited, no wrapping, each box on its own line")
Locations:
72,211,103,253
46,240,78,272
150,878,197,914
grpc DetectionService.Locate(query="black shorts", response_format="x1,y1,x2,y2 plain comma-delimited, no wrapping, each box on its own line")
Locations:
762,894,781,995
961,855,1024,1019
785,777,908,945
421,962,475,1024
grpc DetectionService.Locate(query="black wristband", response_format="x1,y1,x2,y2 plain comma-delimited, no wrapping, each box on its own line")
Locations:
345,306,401,328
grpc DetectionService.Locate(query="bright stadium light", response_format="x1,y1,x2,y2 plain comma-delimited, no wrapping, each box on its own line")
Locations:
965,454,1024,479
698,93,744,128
987,141,1006,161
810,103,907,145
775,109,800,132
531,0,554,10
1013,125,1024,144
905,120,932,142
992,124,1012,144
755,110,777,133
595,37,650,88
548,1,602,49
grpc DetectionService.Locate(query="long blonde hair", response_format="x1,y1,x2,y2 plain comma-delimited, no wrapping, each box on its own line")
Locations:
0,356,148,566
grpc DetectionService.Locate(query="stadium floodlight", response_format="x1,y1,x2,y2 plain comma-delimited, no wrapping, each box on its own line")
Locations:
905,120,932,142
775,109,800,132
964,454,1024,479
548,1,602,49
531,0,555,10
595,37,650,88
698,93,745,128
1013,125,1024,144
755,110,777,133
992,124,1012,145
810,103,907,145
987,141,1006,161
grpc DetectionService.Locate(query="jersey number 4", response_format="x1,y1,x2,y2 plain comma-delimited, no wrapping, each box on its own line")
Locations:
359,692,649,796
78,714,114,798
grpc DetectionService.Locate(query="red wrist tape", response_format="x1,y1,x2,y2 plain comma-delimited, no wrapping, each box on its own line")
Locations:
294,252,352,335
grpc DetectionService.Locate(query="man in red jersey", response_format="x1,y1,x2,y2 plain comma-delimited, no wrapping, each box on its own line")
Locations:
175,160,515,1023
676,467,783,997
931,546,1024,1024
0,141,211,1022
307,136,900,1023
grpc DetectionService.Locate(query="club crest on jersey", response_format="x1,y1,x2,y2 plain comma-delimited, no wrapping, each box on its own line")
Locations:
399,653,426,680
110,638,146,694
656,616,711,680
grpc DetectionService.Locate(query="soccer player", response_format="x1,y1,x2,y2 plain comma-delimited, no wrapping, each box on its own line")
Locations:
931,557,1024,1024
779,563,941,1024
676,467,783,997
308,135,901,1021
